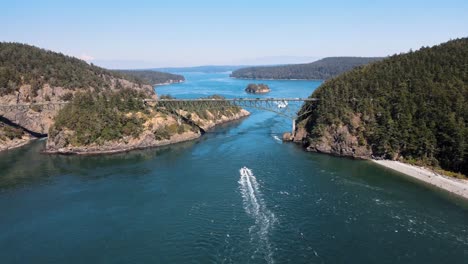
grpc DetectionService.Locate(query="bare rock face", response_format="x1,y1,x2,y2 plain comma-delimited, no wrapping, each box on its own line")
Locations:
305,124,372,159
293,127,308,142
282,132,293,141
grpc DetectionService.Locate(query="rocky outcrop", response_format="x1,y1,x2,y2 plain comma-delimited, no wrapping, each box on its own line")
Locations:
0,121,34,151
289,114,372,159
0,134,34,151
304,124,371,159
245,83,270,94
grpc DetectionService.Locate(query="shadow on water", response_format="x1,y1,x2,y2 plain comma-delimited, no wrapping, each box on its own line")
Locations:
0,116,249,190
0,138,198,190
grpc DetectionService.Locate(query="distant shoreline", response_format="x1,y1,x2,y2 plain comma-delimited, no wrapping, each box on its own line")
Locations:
230,77,323,81
372,160,468,200
154,80,185,86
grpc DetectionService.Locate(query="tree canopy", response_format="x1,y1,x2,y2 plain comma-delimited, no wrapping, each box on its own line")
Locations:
230,57,382,80
299,38,468,176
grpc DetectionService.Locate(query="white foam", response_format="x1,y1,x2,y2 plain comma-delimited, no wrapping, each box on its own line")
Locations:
239,167,277,264
272,135,282,143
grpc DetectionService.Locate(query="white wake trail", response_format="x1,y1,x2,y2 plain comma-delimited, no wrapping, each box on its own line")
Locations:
272,135,282,143
239,167,277,264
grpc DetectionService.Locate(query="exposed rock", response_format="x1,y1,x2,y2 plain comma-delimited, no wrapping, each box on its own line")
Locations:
292,127,308,142
0,122,34,151
245,83,271,94
282,132,293,141
305,124,372,159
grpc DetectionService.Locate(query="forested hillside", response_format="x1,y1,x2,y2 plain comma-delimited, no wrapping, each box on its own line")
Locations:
115,70,185,85
230,57,382,80
298,38,468,176
0,42,155,136
0,42,149,96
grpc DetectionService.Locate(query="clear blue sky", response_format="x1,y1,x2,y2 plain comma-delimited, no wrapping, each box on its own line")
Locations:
2,0,467,68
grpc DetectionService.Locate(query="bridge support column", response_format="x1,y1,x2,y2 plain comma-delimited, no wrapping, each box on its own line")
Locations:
292,118,296,135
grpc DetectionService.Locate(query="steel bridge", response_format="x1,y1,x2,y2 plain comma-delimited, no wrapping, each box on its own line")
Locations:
145,98,318,119
0,98,319,134
0,98,318,119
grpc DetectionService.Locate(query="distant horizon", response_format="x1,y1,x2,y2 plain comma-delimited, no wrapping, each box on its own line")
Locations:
2,0,467,68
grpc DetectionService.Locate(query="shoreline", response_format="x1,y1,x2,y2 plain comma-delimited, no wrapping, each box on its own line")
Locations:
0,137,37,152
230,76,324,81
153,80,185,86
372,160,468,200
44,111,250,155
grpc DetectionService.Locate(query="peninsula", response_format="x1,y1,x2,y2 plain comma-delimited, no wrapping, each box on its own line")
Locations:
0,43,249,154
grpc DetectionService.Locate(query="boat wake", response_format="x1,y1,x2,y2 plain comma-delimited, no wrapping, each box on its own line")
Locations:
239,167,277,264
272,135,282,143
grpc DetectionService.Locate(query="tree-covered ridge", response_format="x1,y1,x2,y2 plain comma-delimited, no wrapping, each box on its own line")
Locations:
230,57,382,80
0,42,148,95
114,70,185,85
298,38,468,176
50,89,148,145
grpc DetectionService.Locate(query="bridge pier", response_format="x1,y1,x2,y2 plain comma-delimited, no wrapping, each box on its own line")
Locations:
292,118,296,135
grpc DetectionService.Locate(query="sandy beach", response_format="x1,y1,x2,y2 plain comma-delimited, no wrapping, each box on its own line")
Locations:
372,160,468,200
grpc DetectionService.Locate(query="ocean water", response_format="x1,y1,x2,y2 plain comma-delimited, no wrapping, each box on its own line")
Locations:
0,72,467,263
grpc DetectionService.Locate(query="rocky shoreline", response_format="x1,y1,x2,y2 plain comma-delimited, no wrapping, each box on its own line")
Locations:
283,126,468,200
0,136,35,152
154,79,185,86
44,109,250,155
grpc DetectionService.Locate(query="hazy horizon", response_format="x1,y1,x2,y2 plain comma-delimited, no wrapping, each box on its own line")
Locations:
2,0,467,68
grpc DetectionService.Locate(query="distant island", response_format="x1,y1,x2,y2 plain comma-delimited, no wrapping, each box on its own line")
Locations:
152,65,247,73
245,83,270,94
231,57,382,80
294,38,468,178
114,70,185,85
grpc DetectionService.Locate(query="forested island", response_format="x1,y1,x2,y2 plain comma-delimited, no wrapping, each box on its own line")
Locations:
114,70,185,85
245,83,270,94
230,57,382,80
0,43,248,154
295,38,468,177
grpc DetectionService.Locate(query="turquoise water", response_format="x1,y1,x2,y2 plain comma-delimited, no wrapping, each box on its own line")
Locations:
0,73,467,263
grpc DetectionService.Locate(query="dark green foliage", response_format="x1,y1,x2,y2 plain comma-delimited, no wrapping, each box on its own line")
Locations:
51,89,147,145
299,38,468,176
60,92,74,101
0,42,148,95
231,57,382,80
115,70,185,85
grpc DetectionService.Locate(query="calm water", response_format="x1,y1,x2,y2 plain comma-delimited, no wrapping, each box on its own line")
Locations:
0,73,467,263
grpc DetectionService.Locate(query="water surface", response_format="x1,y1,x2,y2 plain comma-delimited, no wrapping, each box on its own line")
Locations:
0,72,467,263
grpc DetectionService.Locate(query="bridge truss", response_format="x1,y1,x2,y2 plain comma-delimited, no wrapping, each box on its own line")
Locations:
146,98,318,120
0,98,318,121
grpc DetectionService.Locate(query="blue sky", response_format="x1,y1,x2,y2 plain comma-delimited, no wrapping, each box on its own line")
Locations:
2,0,467,68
